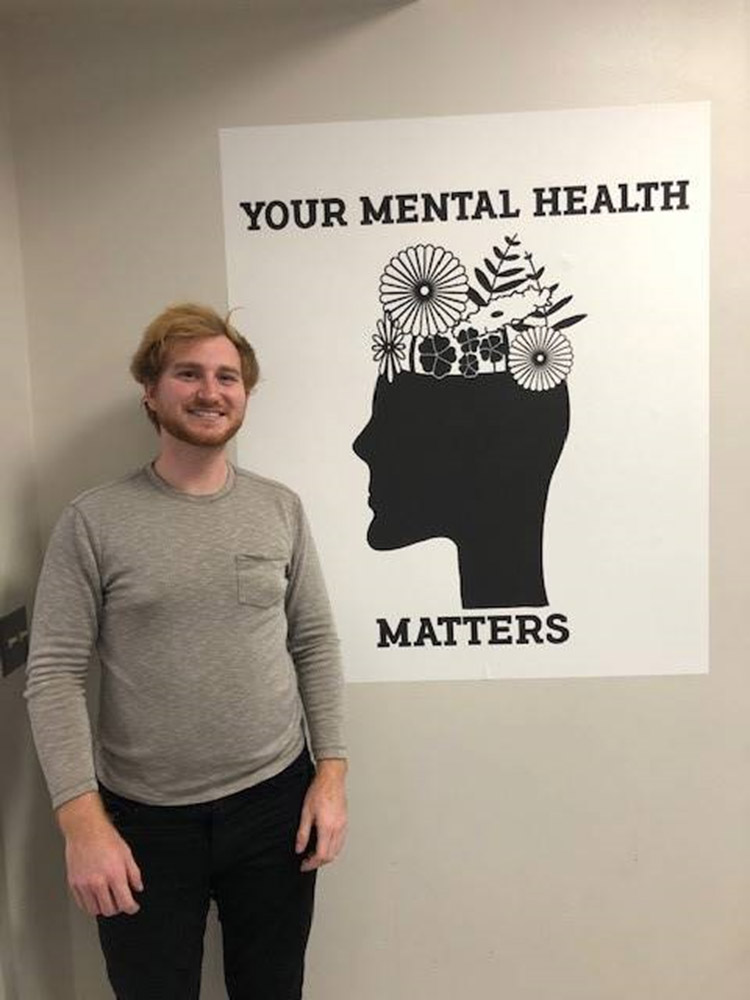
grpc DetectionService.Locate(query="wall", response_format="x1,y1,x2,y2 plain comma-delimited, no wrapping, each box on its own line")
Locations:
0,33,75,1000
3,0,749,997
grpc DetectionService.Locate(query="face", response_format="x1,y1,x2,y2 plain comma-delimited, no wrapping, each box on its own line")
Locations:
353,371,571,551
145,336,248,449
353,374,458,549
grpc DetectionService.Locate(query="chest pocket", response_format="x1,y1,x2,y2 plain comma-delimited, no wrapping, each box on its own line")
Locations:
235,554,288,608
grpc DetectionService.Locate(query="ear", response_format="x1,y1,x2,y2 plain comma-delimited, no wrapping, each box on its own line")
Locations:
143,379,157,410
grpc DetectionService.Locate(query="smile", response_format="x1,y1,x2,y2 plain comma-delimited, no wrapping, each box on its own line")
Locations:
188,409,225,419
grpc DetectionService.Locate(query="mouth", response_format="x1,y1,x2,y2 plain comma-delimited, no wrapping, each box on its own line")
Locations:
187,408,225,421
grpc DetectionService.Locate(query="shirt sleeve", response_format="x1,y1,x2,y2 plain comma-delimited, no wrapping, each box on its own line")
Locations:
285,497,347,762
24,505,102,809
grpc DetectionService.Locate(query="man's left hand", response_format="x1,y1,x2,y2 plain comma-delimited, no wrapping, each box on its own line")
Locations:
296,758,348,872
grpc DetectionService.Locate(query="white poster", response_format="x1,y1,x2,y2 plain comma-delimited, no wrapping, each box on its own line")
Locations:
220,104,709,682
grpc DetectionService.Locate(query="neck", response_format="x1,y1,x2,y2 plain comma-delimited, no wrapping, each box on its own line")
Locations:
153,437,230,495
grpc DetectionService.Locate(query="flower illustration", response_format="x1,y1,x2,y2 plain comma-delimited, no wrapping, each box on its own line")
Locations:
371,311,407,383
418,334,457,379
479,334,507,370
459,353,479,379
508,327,574,391
456,326,480,354
380,245,469,338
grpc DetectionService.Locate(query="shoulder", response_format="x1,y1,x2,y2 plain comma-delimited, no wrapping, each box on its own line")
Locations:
233,467,302,508
231,467,307,543
68,468,152,519
42,470,150,563
54,470,154,548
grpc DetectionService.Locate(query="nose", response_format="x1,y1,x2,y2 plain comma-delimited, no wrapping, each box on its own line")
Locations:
195,376,221,401
352,420,372,461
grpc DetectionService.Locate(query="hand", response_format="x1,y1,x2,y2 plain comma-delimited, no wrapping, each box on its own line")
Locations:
57,792,143,917
295,758,348,873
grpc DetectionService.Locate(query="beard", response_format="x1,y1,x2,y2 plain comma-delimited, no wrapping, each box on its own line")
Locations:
157,406,244,449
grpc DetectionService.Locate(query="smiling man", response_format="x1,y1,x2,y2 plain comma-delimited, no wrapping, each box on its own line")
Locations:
25,303,347,1000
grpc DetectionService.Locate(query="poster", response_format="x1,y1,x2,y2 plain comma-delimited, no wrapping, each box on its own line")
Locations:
220,103,709,681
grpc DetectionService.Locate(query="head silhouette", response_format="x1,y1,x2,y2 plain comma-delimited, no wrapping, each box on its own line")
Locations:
355,238,583,608
353,370,569,608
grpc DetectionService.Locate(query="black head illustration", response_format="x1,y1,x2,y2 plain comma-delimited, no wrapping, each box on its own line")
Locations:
353,239,586,610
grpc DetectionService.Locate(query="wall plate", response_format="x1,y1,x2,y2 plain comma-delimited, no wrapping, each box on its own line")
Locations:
0,605,29,677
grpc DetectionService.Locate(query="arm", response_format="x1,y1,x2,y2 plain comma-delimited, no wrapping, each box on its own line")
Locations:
25,505,143,915
25,506,101,807
285,498,348,869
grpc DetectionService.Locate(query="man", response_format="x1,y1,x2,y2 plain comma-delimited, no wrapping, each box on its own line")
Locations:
25,303,347,1000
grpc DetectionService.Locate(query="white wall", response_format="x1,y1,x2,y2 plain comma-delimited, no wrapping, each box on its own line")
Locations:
3,1,750,997
0,34,75,1000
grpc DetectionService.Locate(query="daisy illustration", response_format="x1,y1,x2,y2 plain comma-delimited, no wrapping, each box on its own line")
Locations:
371,311,407,383
379,244,469,338
508,327,574,391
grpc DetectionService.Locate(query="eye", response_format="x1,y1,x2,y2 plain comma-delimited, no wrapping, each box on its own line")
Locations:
175,369,198,380
219,373,240,384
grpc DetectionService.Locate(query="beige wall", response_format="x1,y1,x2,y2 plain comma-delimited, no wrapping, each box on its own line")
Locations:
2,0,749,997
0,35,75,1000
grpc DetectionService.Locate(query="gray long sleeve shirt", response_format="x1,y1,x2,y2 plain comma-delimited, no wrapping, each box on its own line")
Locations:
25,464,346,809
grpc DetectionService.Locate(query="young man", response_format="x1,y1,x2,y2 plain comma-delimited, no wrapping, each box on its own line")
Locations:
25,303,347,1000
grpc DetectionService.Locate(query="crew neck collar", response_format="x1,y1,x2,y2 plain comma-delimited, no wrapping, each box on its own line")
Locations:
144,461,236,503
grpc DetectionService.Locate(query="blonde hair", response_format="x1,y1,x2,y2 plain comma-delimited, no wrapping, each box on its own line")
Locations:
130,303,259,428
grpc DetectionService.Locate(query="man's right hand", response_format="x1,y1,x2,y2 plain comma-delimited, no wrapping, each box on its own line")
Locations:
56,791,143,918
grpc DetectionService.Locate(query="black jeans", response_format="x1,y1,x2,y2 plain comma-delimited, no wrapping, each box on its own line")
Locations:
97,750,317,1000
